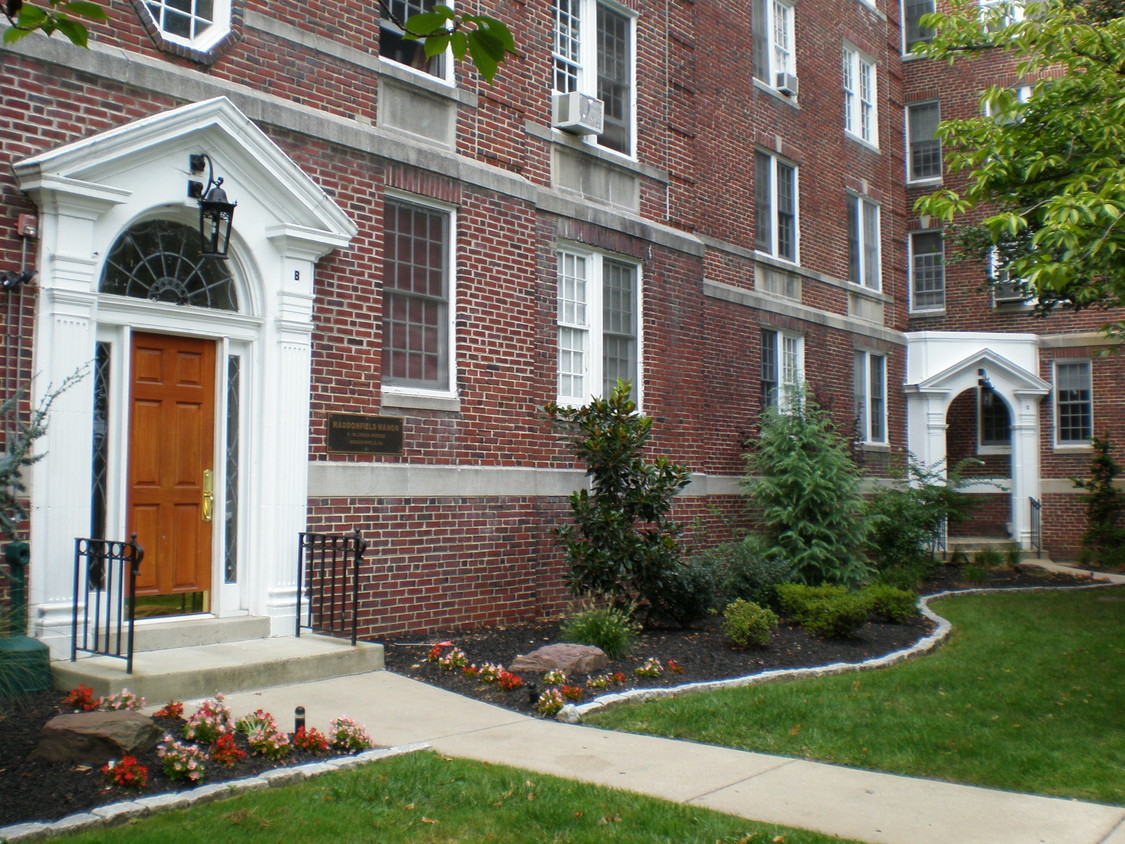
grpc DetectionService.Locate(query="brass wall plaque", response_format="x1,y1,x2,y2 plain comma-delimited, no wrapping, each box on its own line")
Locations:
326,413,404,455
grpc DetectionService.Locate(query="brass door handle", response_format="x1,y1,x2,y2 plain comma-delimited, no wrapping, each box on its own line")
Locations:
202,469,214,523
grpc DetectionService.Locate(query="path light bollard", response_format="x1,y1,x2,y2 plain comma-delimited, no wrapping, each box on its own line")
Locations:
295,705,305,733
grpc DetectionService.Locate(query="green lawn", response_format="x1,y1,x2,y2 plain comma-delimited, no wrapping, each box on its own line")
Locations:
586,585,1125,805
59,750,863,843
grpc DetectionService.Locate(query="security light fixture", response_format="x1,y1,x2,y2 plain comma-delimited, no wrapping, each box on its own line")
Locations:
188,153,237,259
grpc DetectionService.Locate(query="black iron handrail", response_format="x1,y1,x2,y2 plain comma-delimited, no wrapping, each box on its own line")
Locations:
1029,497,1042,556
71,534,144,674
296,527,365,646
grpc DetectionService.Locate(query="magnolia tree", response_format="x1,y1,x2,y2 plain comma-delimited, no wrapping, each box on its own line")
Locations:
914,0,1125,328
2,1,516,82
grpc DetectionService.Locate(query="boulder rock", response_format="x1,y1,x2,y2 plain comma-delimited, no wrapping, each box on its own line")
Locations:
32,711,161,764
509,643,608,675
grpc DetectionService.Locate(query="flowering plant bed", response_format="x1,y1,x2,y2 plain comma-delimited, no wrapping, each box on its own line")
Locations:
0,696,373,828
384,563,1092,717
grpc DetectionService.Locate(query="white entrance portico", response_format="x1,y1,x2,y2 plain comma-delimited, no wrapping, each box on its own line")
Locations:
13,97,356,657
905,332,1051,549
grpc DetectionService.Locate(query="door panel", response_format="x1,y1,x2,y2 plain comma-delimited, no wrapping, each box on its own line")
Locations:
128,333,216,598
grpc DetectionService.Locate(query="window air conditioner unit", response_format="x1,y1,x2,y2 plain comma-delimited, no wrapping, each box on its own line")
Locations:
552,91,605,135
775,72,799,96
774,72,801,95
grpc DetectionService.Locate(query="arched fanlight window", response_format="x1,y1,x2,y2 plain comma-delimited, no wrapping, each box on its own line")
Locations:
100,219,238,311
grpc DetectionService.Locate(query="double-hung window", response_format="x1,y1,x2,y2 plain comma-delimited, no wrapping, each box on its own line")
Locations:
761,328,804,412
382,198,454,393
752,0,796,93
142,0,231,51
980,0,1024,29
553,0,635,155
853,350,887,444
847,194,881,290
1055,360,1092,446
755,151,798,262
381,0,449,78
907,102,942,182
903,0,935,51
556,249,639,405
910,231,945,312
978,387,1011,450
843,46,877,146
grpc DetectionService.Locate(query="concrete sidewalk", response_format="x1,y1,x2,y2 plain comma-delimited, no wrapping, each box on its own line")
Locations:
214,670,1125,844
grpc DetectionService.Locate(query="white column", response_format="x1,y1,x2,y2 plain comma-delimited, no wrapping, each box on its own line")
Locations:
1009,389,1044,549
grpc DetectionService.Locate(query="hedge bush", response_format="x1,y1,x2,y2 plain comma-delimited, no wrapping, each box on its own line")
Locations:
722,599,779,648
560,604,638,659
858,584,918,624
776,583,869,638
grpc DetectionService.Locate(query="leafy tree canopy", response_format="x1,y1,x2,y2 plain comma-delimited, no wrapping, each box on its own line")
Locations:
913,0,1125,328
3,0,516,83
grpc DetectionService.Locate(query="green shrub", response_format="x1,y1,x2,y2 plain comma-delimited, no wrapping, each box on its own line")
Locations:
972,547,1004,570
859,584,918,624
742,394,871,587
694,536,794,608
962,565,989,585
645,555,718,627
722,599,778,648
1003,544,1022,570
776,583,869,638
560,604,638,659
545,382,691,608
1073,434,1125,570
872,562,931,592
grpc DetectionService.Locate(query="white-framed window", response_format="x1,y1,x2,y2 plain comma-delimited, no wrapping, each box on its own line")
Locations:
142,0,231,51
381,196,456,394
910,230,945,312
755,150,798,263
978,386,1011,451
381,0,450,79
1054,360,1092,446
843,46,877,146
556,248,640,405
854,350,887,444
903,0,935,51
752,0,796,93
989,247,1033,306
847,194,881,290
980,0,1024,29
983,84,1032,124
761,328,804,412
553,0,635,155
906,101,942,182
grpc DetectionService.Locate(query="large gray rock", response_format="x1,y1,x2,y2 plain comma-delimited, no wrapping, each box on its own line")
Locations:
509,643,608,675
32,711,161,764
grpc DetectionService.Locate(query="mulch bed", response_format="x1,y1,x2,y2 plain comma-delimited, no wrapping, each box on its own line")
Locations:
0,562,1097,829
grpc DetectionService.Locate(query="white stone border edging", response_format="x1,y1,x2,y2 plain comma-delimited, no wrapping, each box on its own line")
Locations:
557,581,1119,724
0,743,432,843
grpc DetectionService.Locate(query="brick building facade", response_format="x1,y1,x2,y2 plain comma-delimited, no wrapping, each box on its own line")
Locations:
0,0,1117,653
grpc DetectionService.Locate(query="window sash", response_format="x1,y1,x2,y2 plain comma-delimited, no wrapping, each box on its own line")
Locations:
904,0,935,49
762,328,803,412
556,250,638,404
1055,361,1092,444
753,0,794,84
907,102,942,181
843,48,877,144
755,151,798,262
854,351,886,444
978,387,1011,447
382,200,451,391
847,195,881,290
381,0,448,77
554,0,634,155
911,231,945,311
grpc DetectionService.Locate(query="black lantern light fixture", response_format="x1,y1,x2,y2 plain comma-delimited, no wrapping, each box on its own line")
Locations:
188,153,237,259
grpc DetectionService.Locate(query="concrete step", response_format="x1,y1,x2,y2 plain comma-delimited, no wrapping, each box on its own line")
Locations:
131,615,272,652
941,537,1051,565
51,634,384,702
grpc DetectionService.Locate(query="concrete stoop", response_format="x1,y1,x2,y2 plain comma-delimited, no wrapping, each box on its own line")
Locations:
53,621,384,702
941,536,1050,563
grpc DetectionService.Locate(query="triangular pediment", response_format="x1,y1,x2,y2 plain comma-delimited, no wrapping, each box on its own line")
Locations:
14,97,356,250
916,348,1051,395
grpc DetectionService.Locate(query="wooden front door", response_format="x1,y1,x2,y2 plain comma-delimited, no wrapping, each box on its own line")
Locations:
128,332,216,598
